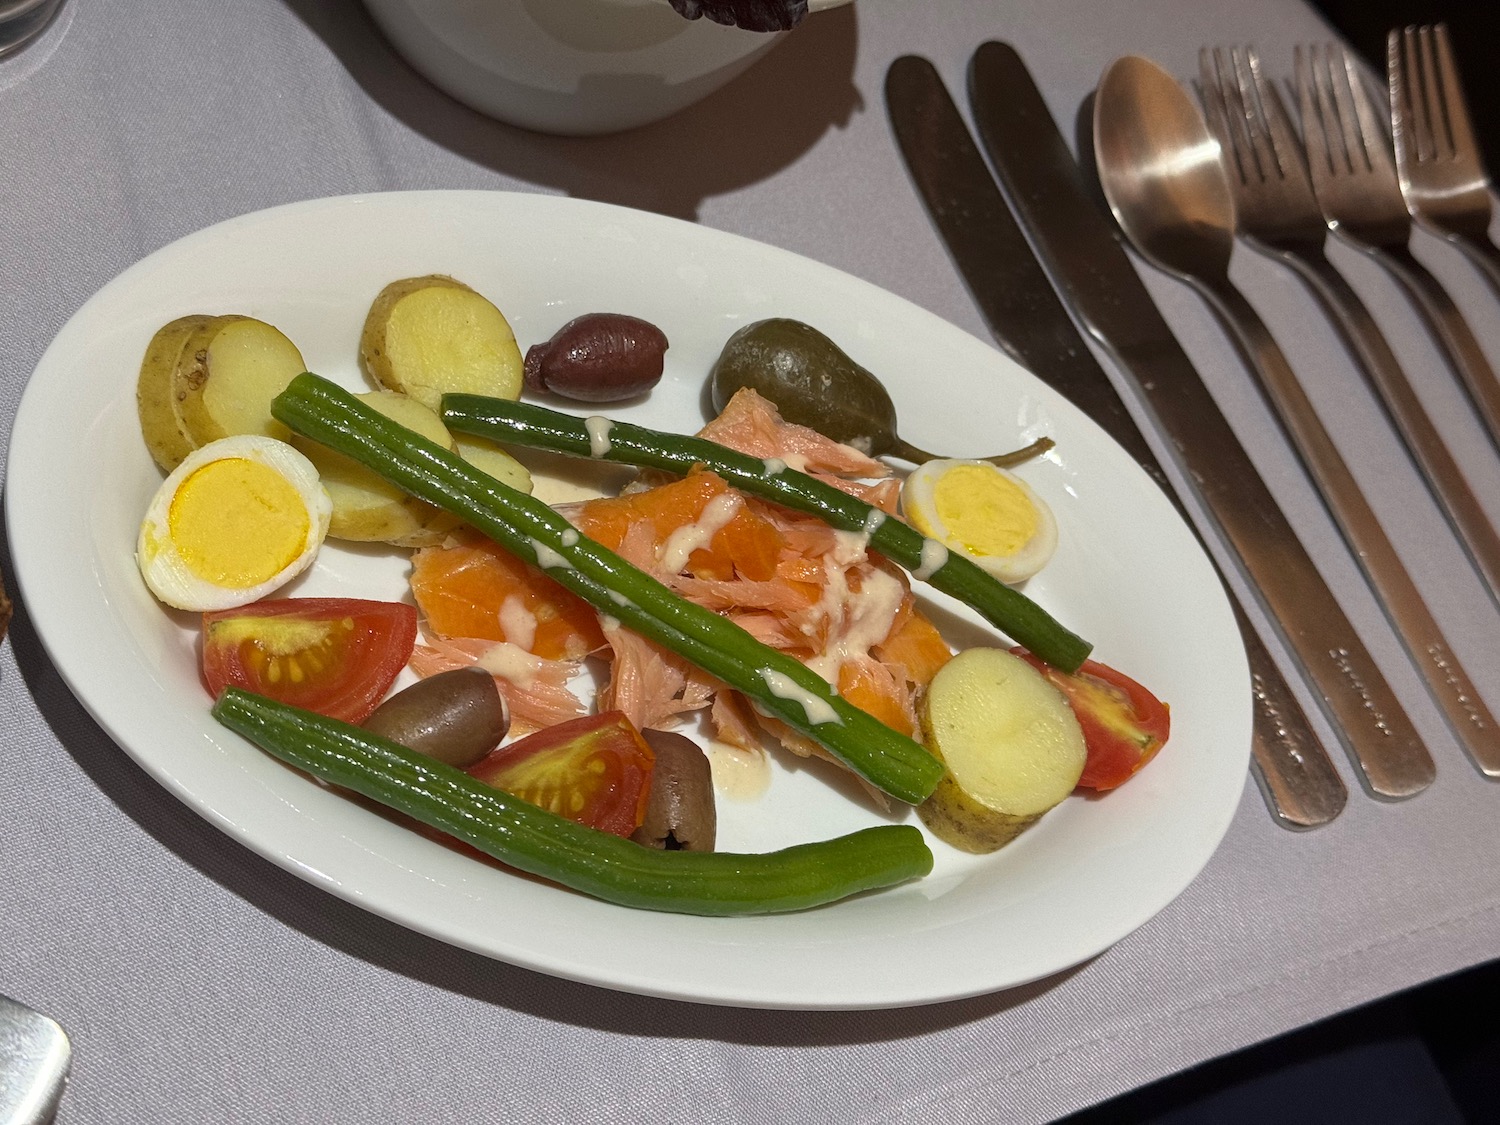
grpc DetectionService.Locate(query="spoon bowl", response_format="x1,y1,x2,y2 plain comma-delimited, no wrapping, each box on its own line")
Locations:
1093,56,1237,280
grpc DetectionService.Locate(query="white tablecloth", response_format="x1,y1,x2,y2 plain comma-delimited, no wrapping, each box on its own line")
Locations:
3,0,1499,1121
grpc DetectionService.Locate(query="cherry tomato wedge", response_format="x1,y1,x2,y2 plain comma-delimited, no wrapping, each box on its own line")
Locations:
202,598,418,723
467,711,654,837
1012,649,1170,791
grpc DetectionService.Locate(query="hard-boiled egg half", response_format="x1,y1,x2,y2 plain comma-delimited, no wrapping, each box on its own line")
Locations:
137,435,333,611
900,458,1057,585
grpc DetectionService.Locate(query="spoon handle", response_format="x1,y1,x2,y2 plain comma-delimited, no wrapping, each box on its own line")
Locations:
1196,275,1499,778
1270,245,1500,607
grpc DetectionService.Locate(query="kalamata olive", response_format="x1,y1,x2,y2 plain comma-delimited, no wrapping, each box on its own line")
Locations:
630,728,716,851
362,667,509,768
523,313,669,403
709,318,1053,467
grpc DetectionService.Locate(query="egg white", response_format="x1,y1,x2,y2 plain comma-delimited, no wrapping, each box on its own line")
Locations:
137,435,332,611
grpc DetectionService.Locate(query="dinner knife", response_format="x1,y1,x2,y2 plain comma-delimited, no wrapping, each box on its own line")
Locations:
885,56,1346,827
958,40,1434,799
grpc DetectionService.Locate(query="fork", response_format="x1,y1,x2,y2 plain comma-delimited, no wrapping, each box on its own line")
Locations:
1200,45,1500,608
1389,24,1500,296
1296,42,1500,456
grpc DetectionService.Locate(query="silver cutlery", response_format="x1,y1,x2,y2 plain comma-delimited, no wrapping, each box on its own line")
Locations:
1298,42,1500,456
1389,23,1500,297
1199,45,1500,608
1094,53,1498,779
885,51,1346,828
965,40,1430,801
0,993,70,1125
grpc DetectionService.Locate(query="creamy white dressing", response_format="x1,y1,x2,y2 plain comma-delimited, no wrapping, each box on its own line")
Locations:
708,743,771,800
759,668,842,726
475,641,544,687
656,491,742,573
913,538,949,581
497,595,537,651
761,457,787,476
599,614,621,632
862,508,887,536
560,527,579,547
531,539,571,570
805,564,906,683
584,416,613,458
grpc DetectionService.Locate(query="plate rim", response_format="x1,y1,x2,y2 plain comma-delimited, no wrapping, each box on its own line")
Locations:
3,189,1251,1009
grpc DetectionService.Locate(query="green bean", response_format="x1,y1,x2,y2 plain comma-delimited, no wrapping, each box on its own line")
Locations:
440,394,1092,672
272,374,944,805
213,688,933,916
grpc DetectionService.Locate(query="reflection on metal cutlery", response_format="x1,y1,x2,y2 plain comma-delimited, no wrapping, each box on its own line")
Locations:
1094,53,1497,778
1198,45,1500,608
1389,23,1500,298
0,993,70,1125
965,40,1435,798
1298,42,1500,456
884,51,1346,827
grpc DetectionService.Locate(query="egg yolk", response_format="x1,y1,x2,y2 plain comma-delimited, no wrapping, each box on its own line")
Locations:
932,464,1038,558
167,457,310,587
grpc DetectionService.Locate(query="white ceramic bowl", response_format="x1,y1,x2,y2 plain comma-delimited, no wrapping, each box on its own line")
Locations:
361,0,852,136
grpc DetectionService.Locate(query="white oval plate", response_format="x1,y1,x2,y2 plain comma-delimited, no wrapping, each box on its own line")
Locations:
5,191,1249,1009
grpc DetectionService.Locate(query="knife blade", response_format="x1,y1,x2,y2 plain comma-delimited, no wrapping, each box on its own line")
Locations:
885,54,1346,827
959,40,1434,799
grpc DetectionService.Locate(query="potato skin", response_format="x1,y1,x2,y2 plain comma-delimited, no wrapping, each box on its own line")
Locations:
360,275,524,410
172,315,306,446
137,314,212,471
916,647,1085,854
918,772,1039,853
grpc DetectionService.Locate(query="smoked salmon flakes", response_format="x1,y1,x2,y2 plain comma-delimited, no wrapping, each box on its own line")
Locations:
405,389,954,773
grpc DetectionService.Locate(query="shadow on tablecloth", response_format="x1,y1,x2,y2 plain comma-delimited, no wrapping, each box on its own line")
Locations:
278,0,863,223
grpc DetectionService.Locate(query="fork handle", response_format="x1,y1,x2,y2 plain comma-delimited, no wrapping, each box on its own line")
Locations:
1271,246,1500,606
1195,274,1500,779
1367,241,1500,456
1446,233,1500,304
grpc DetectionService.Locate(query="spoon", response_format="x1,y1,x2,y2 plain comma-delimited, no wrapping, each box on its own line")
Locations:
708,317,1052,467
1094,54,1496,782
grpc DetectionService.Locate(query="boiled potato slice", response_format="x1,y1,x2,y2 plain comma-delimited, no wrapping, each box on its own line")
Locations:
918,647,1085,853
174,315,307,447
360,275,524,411
453,432,533,494
137,314,213,471
291,391,457,546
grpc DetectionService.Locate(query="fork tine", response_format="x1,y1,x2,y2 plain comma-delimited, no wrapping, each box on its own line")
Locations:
1335,44,1394,177
1296,44,1334,178
1393,27,1432,162
1430,24,1481,165
1387,29,1416,167
1245,48,1305,180
1232,47,1281,180
1198,48,1239,179
1417,26,1450,158
1317,44,1359,175
1199,47,1253,184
